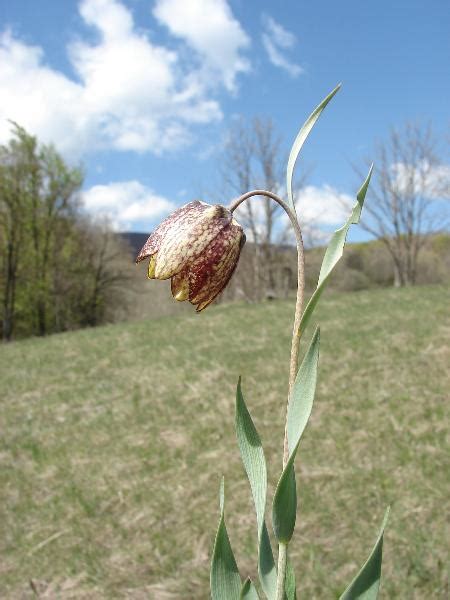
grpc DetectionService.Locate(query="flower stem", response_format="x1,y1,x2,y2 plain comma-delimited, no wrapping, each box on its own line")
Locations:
229,190,306,597
276,542,288,600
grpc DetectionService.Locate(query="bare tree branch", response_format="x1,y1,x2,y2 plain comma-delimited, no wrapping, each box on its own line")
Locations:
355,123,450,286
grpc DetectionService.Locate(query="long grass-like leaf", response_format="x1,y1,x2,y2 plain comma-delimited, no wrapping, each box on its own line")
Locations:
286,327,321,457
236,380,277,599
299,166,373,335
286,84,341,210
339,507,390,599
272,330,320,543
211,478,242,600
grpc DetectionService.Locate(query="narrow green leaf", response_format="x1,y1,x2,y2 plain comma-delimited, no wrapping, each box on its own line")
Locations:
272,452,297,543
287,328,321,457
240,577,260,600
236,380,277,599
284,557,297,600
286,84,341,210
339,507,390,600
260,521,277,599
299,166,373,335
236,380,266,534
272,330,320,543
211,478,242,600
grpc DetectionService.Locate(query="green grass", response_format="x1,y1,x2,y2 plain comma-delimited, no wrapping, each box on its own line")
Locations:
1,285,449,598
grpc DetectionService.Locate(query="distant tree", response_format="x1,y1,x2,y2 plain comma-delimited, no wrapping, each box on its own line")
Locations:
71,220,133,328
358,123,450,286
28,136,83,334
0,124,131,340
0,138,22,340
0,125,47,339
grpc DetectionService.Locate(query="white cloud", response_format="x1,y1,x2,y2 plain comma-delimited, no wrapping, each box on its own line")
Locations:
153,0,251,92
0,0,252,156
294,184,352,225
264,15,297,49
261,15,303,78
391,161,450,200
82,180,176,230
0,30,85,155
271,184,352,246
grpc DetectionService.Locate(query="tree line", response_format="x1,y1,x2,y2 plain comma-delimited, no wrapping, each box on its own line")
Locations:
0,124,131,341
2,120,448,338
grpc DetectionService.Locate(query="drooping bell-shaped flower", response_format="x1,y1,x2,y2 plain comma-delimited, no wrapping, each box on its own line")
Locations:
136,201,245,311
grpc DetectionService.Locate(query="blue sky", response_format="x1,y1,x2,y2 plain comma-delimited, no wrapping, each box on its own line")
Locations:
1,0,449,240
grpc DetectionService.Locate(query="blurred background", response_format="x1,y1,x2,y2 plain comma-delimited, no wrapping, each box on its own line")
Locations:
0,0,449,598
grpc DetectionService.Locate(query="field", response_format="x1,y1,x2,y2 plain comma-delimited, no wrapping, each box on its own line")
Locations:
1,285,449,598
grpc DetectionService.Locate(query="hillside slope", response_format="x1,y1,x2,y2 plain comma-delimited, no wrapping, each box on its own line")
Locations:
1,285,449,598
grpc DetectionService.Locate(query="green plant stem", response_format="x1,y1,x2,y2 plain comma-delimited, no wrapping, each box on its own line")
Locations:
229,190,306,599
276,542,288,600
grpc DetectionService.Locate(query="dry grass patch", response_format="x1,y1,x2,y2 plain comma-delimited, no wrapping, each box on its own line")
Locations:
1,285,449,598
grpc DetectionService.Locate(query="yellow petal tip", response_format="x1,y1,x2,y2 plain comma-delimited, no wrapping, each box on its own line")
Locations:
171,273,189,302
174,288,189,302
147,255,157,279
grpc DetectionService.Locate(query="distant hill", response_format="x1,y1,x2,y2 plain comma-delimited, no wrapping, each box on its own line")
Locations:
118,232,150,259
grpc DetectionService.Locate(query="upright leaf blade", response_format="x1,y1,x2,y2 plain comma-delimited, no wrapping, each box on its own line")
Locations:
272,330,321,543
287,328,321,457
236,380,277,599
236,380,266,535
286,84,341,210
259,522,277,599
272,461,297,544
299,166,373,335
211,478,242,600
339,507,390,600
240,578,260,600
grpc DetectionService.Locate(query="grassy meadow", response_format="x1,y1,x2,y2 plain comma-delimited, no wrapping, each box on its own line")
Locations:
1,285,449,598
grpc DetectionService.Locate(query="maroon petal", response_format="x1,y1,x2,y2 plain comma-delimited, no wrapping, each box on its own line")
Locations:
187,221,245,311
